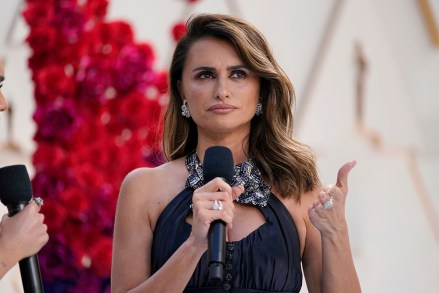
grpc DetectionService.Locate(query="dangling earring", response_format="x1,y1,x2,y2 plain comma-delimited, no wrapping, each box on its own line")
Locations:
181,100,191,118
255,102,262,116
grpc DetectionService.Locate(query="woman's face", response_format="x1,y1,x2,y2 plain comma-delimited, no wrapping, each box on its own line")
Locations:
0,59,8,112
179,37,260,138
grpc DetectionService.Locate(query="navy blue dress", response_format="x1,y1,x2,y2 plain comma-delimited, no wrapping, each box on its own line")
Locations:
151,187,302,292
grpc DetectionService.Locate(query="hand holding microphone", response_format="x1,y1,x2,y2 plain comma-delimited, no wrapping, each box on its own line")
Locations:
0,165,48,292
201,146,248,286
0,200,48,261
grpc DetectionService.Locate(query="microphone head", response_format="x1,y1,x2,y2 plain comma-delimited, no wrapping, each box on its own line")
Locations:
203,146,234,183
0,165,33,206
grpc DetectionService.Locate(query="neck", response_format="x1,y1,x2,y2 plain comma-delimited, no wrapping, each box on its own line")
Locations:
196,134,250,165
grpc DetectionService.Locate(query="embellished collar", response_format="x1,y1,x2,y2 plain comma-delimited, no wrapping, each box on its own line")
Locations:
185,152,271,207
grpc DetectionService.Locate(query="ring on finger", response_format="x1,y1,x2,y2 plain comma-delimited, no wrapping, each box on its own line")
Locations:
212,200,223,211
33,197,44,207
322,197,333,209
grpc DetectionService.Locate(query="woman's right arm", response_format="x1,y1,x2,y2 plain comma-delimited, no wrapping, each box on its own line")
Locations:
111,168,240,292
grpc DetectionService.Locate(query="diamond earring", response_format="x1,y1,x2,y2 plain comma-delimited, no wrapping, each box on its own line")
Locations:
181,100,191,118
255,103,262,116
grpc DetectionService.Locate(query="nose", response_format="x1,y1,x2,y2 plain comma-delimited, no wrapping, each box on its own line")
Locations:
214,76,230,100
0,92,8,112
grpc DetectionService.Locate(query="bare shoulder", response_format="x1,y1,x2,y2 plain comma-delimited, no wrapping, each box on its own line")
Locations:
121,157,187,197
118,157,188,229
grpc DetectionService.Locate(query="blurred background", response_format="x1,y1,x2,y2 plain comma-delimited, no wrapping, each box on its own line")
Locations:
0,0,438,292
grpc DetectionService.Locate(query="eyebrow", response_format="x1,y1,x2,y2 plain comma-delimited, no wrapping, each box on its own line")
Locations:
192,65,247,72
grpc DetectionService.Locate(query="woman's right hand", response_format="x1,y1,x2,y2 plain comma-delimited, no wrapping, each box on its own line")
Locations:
0,201,49,261
190,178,244,248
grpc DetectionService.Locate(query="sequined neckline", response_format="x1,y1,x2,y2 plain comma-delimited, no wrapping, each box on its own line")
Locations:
185,152,271,207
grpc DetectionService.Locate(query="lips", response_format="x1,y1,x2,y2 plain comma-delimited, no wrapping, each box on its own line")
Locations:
208,103,237,113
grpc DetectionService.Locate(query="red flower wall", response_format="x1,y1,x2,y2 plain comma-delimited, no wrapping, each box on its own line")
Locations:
23,0,167,291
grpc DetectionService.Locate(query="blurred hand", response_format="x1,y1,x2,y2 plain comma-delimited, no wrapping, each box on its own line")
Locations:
0,201,49,261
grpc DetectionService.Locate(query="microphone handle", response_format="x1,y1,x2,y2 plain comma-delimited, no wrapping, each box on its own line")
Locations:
7,202,44,293
19,256,44,293
207,219,226,286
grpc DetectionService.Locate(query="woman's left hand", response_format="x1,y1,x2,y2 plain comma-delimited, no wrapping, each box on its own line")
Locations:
308,160,356,236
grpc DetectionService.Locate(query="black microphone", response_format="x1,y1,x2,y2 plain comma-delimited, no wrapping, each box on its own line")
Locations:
0,165,44,293
203,146,234,286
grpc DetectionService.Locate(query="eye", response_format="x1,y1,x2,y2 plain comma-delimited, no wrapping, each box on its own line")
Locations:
0,82,3,89
197,71,215,79
230,70,247,78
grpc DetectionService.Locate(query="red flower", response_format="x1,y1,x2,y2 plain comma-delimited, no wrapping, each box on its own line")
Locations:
172,21,186,42
40,198,68,233
31,169,73,200
53,1,87,43
106,91,151,130
32,143,66,170
63,220,90,269
153,70,169,95
112,44,155,93
73,163,106,190
76,56,113,110
87,21,134,57
26,27,58,53
59,187,91,218
89,236,113,277
36,64,76,103
84,0,109,20
22,2,55,27
39,234,78,283
33,100,84,145
52,38,88,67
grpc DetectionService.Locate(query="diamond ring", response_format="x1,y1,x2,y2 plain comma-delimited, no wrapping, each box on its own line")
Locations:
212,200,223,211
322,197,333,209
33,197,44,207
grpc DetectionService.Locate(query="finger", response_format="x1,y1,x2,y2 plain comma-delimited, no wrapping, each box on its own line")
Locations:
308,205,321,218
197,199,234,212
308,206,318,217
318,191,330,204
311,200,321,209
231,185,244,200
310,203,329,218
192,190,231,205
323,184,334,193
27,201,41,213
218,211,234,227
205,178,232,193
202,209,233,227
336,160,357,190
325,185,341,201
36,213,45,224
308,206,316,216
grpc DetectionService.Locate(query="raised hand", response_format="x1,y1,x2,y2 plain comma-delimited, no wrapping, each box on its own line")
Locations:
308,161,357,235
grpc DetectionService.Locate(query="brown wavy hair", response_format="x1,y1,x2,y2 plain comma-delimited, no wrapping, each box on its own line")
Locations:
162,13,319,201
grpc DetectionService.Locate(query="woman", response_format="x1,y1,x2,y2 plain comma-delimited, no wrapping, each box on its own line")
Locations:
0,58,49,279
112,14,361,293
